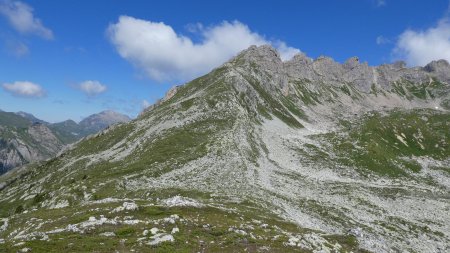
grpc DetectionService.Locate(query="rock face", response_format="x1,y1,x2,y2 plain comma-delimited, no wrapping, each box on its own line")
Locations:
0,121,63,174
0,45,449,253
139,85,181,116
243,45,449,93
27,123,63,156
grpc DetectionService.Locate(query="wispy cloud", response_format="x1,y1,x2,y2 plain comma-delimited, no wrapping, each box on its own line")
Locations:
2,81,46,98
4,39,29,57
376,35,390,45
107,17,300,81
0,0,53,39
376,0,386,7
394,18,450,66
77,80,107,97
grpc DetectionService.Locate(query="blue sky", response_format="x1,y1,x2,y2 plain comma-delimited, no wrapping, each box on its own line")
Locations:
0,0,449,122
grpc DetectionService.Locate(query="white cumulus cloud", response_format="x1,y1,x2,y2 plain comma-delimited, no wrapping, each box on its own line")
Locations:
107,16,300,81
2,81,46,98
394,18,450,66
0,0,53,39
77,80,107,96
275,41,301,60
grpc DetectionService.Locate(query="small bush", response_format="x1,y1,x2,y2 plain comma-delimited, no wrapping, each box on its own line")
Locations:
116,227,136,237
15,205,24,214
33,193,46,204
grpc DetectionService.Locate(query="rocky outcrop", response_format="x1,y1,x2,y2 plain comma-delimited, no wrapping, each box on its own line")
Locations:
0,123,63,174
0,140,24,173
139,85,182,116
27,123,64,157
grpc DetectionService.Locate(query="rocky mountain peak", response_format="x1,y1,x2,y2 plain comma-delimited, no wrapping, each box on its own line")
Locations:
424,59,450,72
312,56,341,70
82,110,130,122
233,45,282,66
389,60,407,69
79,110,131,133
97,110,122,117
343,56,360,69
248,44,281,58
285,52,313,65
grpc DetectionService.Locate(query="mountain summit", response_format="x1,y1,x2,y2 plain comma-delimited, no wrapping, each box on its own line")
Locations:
79,110,132,133
0,45,449,252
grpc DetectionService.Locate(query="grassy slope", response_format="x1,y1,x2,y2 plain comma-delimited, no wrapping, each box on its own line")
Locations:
0,199,365,253
0,111,31,129
314,109,450,177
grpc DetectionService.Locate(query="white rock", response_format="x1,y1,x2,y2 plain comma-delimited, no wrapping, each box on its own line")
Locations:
67,224,80,232
162,196,203,207
99,232,115,237
0,219,9,232
163,217,176,224
235,229,247,236
123,202,139,211
147,234,174,246
171,227,179,234
150,227,159,235
112,202,138,212
287,236,300,247
289,237,300,243
50,200,69,209
122,219,141,225
287,240,297,246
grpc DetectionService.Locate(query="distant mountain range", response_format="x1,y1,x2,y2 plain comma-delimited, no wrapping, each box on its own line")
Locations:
49,111,131,144
0,110,131,174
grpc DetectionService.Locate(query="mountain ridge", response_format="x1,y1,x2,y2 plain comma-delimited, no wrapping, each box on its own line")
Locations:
141,45,449,117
